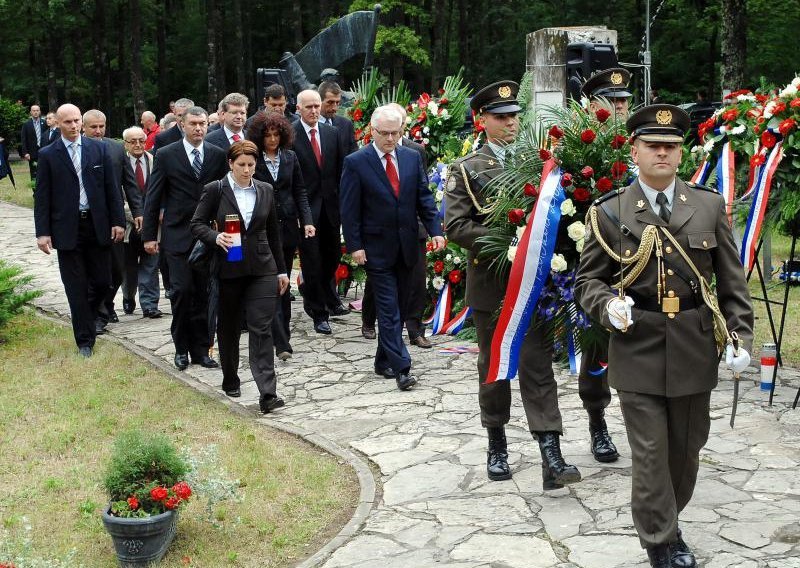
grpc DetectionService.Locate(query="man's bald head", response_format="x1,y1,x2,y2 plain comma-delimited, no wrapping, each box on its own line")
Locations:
56,104,83,141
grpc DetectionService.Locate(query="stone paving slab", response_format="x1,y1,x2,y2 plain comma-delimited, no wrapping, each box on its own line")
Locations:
4,201,800,568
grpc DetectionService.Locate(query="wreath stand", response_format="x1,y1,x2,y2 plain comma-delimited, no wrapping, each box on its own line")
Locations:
745,231,800,409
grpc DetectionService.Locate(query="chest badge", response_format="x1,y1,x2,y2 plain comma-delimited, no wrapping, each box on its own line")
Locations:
636,199,645,208
487,160,495,166
679,193,687,202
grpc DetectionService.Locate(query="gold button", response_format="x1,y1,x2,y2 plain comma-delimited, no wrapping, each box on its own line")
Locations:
667,269,674,276
665,246,673,254
703,240,708,247
668,290,675,298
473,258,479,266
625,249,631,257
668,313,676,319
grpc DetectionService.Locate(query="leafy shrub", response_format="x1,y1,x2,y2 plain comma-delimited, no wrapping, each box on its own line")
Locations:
0,261,41,333
0,98,28,148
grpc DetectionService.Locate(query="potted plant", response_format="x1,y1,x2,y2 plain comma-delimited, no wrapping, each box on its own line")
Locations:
102,429,192,567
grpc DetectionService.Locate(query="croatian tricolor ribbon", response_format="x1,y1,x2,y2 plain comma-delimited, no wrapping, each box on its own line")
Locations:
430,282,453,335
715,142,736,225
566,302,582,375
440,306,472,335
485,159,564,383
225,214,243,262
740,141,784,271
691,158,712,185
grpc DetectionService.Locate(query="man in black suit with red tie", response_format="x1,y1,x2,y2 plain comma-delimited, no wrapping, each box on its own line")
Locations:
34,104,126,357
142,106,228,371
206,92,249,150
340,105,444,390
291,89,345,334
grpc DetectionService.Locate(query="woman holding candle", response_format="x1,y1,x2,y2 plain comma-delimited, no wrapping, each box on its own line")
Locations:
191,140,289,413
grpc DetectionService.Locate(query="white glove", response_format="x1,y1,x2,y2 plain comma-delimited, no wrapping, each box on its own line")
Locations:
725,345,751,373
606,296,634,331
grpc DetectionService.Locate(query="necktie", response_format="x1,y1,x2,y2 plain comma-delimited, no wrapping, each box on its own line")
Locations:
656,192,671,223
191,148,202,179
232,133,241,142
135,157,146,192
34,120,41,146
310,128,322,168
385,153,400,198
70,142,88,210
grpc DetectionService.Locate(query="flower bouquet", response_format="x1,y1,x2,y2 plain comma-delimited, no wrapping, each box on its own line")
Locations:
336,245,367,296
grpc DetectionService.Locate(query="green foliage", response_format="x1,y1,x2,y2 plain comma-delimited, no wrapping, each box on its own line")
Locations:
0,97,28,146
375,26,430,67
0,261,41,333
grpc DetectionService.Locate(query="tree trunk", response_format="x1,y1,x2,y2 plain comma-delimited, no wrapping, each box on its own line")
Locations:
93,0,112,113
129,0,146,121
292,2,304,52
232,0,246,92
720,0,746,91
207,0,220,109
156,1,168,115
214,1,226,100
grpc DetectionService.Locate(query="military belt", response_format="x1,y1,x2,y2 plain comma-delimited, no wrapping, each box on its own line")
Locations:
628,291,699,313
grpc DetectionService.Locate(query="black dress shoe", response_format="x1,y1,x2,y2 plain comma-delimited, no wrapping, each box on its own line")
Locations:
375,367,396,379
108,310,119,323
535,431,582,490
314,320,332,334
260,395,285,413
143,308,163,319
78,346,93,358
174,353,189,371
396,372,417,391
194,355,219,368
646,544,670,568
329,304,350,316
95,320,107,335
224,388,241,398
589,415,619,463
361,325,376,339
669,529,697,568
410,335,432,348
122,299,135,315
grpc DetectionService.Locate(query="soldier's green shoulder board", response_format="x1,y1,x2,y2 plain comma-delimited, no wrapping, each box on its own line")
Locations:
686,181,716,193
592,187,625,206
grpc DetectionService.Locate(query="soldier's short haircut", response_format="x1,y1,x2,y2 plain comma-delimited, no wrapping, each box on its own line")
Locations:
181,106,208,121
219,92,249,112
318,81,342,100
83,109,106,123
263,84,286,100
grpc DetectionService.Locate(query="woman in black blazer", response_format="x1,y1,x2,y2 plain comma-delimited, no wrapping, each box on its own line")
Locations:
247,111,314,360
191,140,289,413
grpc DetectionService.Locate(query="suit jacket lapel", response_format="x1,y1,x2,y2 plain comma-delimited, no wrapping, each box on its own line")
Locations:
668,179,696,233
249,182,268,233
396,146,415,196
54,138,77,177
294,123,316,169
631,180,668,229
365,147,396,198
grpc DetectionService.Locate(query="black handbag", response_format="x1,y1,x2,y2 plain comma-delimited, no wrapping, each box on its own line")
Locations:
187,180,223,271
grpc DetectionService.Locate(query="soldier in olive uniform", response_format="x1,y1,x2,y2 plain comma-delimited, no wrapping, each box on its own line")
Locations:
445,81,581,491
573,67,634,464
575,105,753,568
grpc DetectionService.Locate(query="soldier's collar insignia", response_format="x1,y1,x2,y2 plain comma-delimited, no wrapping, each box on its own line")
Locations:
636,199,645,208
498,86,512,98
656,110,673,125
610,72,623,85
487,159,495,166
679,193,687,202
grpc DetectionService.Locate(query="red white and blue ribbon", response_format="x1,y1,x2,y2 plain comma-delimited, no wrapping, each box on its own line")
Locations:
691,157,712,185
429,282,453,334
440,306,472,335
715,141,736,225
486,160,564,383
566,303,582,375
740,141,784,271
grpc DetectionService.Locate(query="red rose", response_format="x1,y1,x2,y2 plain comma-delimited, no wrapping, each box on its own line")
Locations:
363,132,371,145
596,177,613,192
539,148,552,161
580,129,596,144
721,108,739,122
573,187,591,202
611,161,628,180
165,496,180,510
127,496,139,510
507,208,526,225
448,269,462,284
353,108,363,121
595,108,611,123
523,182,537,197
417,93,431,108
761,130,777,149
434,260,444,274
755,94,768,103
426,241,434,252
561,173,573,187
610,134,628,149
791,98,800,108
753,124,761,135
172,481,192,500
580,166,594,179
548,125,564,139
773,102,787,115
417,111,427,124
150,486,168,501
746,108,761,119
437,88,445,95
440,97,449,105
335,264,349,280
354,128,363,140
779,118,797,136
410,126,422,140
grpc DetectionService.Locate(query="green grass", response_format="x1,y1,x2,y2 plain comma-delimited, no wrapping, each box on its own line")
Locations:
0,161,34,208
0,312,357,567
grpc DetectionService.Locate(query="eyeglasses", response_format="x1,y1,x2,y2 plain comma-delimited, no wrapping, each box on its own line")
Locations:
373,129,402,138
125,139,146,145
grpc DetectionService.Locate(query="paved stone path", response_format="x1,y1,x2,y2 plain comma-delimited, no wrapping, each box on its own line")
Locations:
4,200,800,568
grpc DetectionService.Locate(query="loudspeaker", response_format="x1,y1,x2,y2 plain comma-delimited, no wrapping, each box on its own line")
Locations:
565,43,619,101
256,68,295,108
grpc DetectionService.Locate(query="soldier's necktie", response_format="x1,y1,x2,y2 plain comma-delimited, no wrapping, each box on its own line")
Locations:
232,133,241,142
135,157,146,192
385,154,400,198
656,192,671,223
310,128,322,168
191,148,202,179
70,142,89,210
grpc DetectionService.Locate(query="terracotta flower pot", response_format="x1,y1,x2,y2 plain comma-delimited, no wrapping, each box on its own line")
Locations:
102,505,178,567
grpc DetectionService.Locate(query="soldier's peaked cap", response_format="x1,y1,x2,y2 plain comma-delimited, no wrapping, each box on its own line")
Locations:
626,104,690,143
470,81,522,115
581,68,632,99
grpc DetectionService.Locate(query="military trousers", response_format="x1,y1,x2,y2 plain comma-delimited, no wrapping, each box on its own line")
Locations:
577,339,612,415
617,389,711,548
473,309,563,433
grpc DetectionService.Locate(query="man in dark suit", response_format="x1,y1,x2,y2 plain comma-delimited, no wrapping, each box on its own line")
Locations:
246,84,295,130
206,92,249,150
152,97,194,153
340,105,444,391
44,112,60,146
20,104,47,182
34,104,125,357
142,106,228,371
318,82,358,156
82,109,144,330
291,89,345,334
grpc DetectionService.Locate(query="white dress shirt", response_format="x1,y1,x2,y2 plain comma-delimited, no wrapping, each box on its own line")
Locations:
300,119,323,159
182,138,203,163
639,178,676,216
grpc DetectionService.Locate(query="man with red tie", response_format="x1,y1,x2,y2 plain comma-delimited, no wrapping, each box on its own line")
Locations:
205,92,249,150
340,106,445,390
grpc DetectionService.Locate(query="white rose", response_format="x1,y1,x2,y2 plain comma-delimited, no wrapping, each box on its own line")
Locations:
718,125,727,134
567,221,585,242
793,76,800,88
780,85,798,98
551,253,568,272
453,256,461,264
507,245,518,263
423,138,430,144
428,102,439,115
736,94,755,102
575,238,584,253
423,126,430,135
436,190,444,201
730,124,746,135
690,145,703,154
432,276,445,290
446,254,452,261
560,199,577,217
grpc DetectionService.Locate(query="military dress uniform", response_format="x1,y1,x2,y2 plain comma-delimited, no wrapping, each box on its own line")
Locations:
445,81,580,491
575,105,753,568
